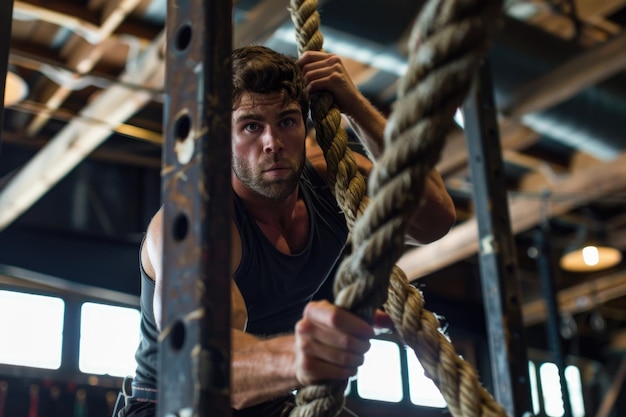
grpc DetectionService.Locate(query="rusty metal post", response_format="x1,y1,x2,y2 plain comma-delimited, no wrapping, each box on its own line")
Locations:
462,58,533,417
158,0,233,416
1,0,15,142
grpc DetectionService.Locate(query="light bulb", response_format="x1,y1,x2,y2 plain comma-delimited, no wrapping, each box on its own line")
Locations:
582,246,599,266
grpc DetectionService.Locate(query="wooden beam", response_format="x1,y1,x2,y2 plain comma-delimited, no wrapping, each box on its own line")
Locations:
398,152,626,279
576,0,626,20
14,1,102,42
522,271,626,326
1,131,161,168
501,30,626,118
0,32,165,231
20,0,144,136
11,99,163,145
610,330,626,352
437,119,540,176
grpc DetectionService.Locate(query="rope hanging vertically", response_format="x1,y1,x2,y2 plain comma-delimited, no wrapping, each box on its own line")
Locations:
289,1,509,417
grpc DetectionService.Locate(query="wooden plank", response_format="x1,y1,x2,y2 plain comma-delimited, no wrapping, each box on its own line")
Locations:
522,271,626,326
14,1,102,41
398,152,626,279
0,32,166,231
501,30,626,118
437,119,540,176
576,0,626,19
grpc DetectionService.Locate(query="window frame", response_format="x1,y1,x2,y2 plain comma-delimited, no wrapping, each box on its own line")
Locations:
0,266,139,388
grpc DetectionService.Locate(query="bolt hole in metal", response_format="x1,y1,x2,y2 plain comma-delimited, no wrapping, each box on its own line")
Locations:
170,320,186,351
172,21,195,165
172,213,189,241
175,22,193,52
174,112,194,165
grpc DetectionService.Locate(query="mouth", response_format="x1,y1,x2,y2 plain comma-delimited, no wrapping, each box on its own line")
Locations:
264,164,289,172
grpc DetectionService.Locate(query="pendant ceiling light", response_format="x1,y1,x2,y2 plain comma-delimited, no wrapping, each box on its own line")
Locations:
559,224,622,273
4,70,28,106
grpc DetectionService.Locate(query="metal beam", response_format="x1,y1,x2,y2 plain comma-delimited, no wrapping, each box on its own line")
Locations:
534,226,573,417
462,59,532,417
157,0,232,415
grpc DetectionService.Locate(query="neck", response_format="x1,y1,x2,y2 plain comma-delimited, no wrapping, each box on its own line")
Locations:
233,177,310,254
234,183,300,227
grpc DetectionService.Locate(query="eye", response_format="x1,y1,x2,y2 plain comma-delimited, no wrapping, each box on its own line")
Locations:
280,118,295,128
245,122,259,132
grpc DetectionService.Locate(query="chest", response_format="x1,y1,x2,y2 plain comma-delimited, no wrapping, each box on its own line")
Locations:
256,200,309,254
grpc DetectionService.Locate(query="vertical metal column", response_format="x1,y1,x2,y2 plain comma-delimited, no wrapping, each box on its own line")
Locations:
534,225,573,417
462,59,533,417
0,0,15,142
159,1,233,416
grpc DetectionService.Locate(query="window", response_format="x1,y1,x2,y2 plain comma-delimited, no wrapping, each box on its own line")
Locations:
356,339,403,402
0,290,65,369
538,362,585,417
79,302,140,377
565,365,585,417
406,347,446,408
540,362,565,416
528,361,541,416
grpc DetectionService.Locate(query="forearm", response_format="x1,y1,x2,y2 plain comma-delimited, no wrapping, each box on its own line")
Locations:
343,99,456,244
342,96,386,159
405,169,456,244
231,330,299,409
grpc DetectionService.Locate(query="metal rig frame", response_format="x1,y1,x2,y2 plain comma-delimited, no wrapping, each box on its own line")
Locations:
462,59,534,417
158,0,233,416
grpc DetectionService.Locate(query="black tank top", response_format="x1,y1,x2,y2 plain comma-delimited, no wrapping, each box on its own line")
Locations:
133,160,348,387
233,160,348,336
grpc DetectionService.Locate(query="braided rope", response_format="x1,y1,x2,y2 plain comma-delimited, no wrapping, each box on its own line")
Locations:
289,1,508,417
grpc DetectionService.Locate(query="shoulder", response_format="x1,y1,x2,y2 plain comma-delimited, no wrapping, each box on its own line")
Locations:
143,208,243,283
141,207,163,281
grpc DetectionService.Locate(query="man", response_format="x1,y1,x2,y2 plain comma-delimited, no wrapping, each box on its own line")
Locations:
120,45,456,417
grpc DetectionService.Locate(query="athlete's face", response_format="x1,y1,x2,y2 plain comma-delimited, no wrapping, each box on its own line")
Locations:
231,92,306,201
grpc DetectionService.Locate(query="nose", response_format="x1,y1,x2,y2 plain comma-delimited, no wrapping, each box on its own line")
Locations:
262,128,284,154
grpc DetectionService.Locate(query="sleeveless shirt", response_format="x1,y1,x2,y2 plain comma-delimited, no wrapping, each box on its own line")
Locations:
133,160,348,387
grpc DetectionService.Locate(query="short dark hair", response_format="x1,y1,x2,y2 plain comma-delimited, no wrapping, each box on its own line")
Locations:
232,45,309,121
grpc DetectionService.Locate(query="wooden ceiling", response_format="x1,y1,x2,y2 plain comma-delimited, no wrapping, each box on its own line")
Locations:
2,0,626,356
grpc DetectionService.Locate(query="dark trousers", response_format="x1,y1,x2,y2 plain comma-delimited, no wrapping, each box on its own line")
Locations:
116,394,358,417
116,396,291,417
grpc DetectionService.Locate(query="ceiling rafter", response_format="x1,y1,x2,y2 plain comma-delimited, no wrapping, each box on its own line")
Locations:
398,152,626,279
15,0,145,137
0,31,166,231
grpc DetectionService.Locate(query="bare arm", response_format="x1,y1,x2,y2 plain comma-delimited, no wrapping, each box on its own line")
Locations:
142,209,372,409
231,300,373,409
298,51,456,244
142,207,247,331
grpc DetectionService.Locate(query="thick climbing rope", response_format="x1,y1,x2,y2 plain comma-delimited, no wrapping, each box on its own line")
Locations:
288,1,509,417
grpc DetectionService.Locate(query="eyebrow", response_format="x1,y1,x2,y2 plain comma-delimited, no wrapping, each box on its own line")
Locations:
234,108,301,124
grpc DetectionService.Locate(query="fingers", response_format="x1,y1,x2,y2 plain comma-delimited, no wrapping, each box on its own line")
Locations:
294,300,374,386
297,52,359,113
